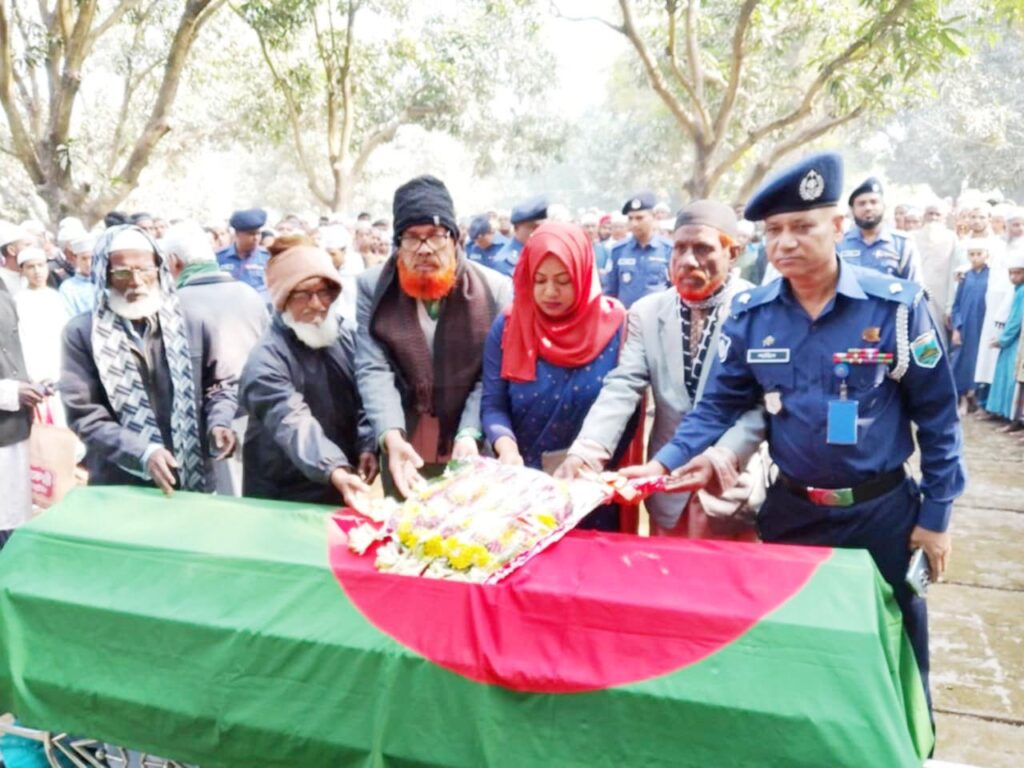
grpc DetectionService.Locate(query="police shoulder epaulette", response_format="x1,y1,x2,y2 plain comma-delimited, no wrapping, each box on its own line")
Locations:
858,272,920,307
729,283,776,315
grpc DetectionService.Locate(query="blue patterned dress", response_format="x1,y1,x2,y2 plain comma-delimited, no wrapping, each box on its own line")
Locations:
481,314,634,530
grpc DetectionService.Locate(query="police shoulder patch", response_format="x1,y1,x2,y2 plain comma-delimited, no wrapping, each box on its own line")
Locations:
718,334,732,363
910,330,942,368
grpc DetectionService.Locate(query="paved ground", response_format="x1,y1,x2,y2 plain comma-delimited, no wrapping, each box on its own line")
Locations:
930,416,1024,767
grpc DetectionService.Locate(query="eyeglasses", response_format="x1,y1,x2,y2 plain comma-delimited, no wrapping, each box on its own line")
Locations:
108,266,159,282
398,232,451,252
289,287,337,306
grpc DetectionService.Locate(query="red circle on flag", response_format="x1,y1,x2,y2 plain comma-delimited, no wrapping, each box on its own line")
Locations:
328,517,828,693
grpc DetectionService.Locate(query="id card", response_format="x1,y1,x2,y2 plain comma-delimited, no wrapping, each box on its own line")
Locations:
827,399,858,445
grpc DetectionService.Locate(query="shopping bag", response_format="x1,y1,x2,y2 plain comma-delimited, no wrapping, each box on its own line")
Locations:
29,403,78,508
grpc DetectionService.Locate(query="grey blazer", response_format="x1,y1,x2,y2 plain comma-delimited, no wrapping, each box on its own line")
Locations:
354,260,513,444
573,282,766,527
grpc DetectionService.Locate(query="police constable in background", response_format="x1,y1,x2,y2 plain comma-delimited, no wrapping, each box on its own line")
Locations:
217,208,272,301
464,214,508,273
603,192,672,308
622,152,965,715
839,177,922,283
492,196,547,278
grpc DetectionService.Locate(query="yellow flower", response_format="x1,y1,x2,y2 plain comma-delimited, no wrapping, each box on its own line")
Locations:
423,535,444,558
537,513,557,529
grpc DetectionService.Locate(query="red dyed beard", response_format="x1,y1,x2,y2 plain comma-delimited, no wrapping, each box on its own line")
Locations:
675,270,725,302
397,257,458,300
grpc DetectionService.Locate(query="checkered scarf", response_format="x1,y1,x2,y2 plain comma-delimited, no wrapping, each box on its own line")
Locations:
90,226,204,490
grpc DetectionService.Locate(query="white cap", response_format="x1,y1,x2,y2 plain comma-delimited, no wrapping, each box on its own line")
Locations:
19,219,46,237
109,228,155,253
0,221,31,249
1007,246,1024,270
70,235,95,255
319,224,351,251
16,246,47,266
57,218,88,246
962,237,991,254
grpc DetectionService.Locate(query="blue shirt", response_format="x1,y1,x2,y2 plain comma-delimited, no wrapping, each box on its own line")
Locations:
653,260,965,532
838,226,920,283
466,234,510,273
602,235,672,308
59,274,95,318
216,244,271,299
491,237,525,278
481,313,624,469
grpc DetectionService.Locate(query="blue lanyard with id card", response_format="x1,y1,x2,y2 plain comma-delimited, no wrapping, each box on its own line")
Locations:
827,362,858,445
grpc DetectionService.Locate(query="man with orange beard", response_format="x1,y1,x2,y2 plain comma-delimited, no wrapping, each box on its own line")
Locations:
555,201,766,538
356,176,513,497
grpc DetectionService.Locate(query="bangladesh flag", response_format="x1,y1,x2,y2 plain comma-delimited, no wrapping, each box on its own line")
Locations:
0,487,932,766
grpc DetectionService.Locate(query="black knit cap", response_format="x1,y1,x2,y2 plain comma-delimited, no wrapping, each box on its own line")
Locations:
391,175,459,246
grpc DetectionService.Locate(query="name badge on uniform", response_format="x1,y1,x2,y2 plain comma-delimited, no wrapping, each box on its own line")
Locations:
838,249,860,259
746,349,790,364
618,257,637,266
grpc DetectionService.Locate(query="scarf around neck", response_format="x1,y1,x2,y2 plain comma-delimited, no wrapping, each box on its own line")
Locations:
90,226,204,490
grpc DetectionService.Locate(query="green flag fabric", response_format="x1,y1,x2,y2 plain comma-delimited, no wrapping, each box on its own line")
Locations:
0,487,932,766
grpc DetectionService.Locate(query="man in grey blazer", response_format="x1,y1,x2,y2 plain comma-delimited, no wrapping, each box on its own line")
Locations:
557,200,766,535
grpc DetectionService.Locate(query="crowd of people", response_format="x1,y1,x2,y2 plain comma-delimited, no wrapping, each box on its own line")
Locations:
1,149,1011,749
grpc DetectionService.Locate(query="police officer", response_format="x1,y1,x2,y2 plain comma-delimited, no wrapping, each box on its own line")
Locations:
603,192,672,308
465,214,508,273
839,177,922,283
217,208,272,300
622,152,965,712
492,196,547,277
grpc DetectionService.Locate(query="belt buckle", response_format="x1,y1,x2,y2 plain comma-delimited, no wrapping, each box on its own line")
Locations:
806,486,854,506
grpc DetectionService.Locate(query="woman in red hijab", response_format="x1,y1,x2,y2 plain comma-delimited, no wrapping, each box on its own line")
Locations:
481,221,630,530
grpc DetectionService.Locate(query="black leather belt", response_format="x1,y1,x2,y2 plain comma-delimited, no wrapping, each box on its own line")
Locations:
776,468,906,507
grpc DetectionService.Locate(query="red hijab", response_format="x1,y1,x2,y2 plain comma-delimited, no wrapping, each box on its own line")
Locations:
500,221,626,382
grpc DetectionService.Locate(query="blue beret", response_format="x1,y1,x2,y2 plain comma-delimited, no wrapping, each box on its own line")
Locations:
621,192,657,215
468,215,492,240
848,176,883,206
744,152,844,221
510,195,548,225
230,208,268,232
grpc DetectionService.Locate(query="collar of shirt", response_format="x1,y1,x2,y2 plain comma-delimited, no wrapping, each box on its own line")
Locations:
844,226,895,247
776,257,867,317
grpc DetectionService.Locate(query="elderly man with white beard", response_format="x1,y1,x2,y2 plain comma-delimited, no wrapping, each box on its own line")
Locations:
60,226,239,494
239,245,378,509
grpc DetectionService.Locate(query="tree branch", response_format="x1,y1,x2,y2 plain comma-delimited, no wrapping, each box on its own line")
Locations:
547,1,624,34
664,0,709,137
0,1,44,183
710,0,913,181
710,0,759,144
617,0,698,140
88,0,142,49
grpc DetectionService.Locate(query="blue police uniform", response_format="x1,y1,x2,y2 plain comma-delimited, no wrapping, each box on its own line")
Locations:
491,237,524,278
216,243,271,299
466,234,509,273
655,152,965,714
602,235,672,308
838,225,921,283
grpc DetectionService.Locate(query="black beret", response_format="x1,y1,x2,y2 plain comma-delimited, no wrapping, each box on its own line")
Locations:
392,175,458,245
510,195,548,225
744,152,844,221
622,191,657,215
673,200,739,239
104,211,129,228
848,177,883,206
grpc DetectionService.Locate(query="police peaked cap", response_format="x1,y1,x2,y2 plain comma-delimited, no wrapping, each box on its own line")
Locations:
848,177,884,207
622,191,657,215
510,196,548,225
230,208,268,232
743,152,844,221
468,215,493,240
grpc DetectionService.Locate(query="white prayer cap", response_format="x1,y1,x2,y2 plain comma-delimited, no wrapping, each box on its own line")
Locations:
319,224,351,251
109,228,155,253
1006,207,1024,223
737,219,756,237
1007,246,1024,270
580,212,599,226
16,246,47,266
70,234,95,255
611,213,627,225
19,219,46,237
57,218,88,246
992,203,1014,218
962,238,991,253
0,221,31,248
